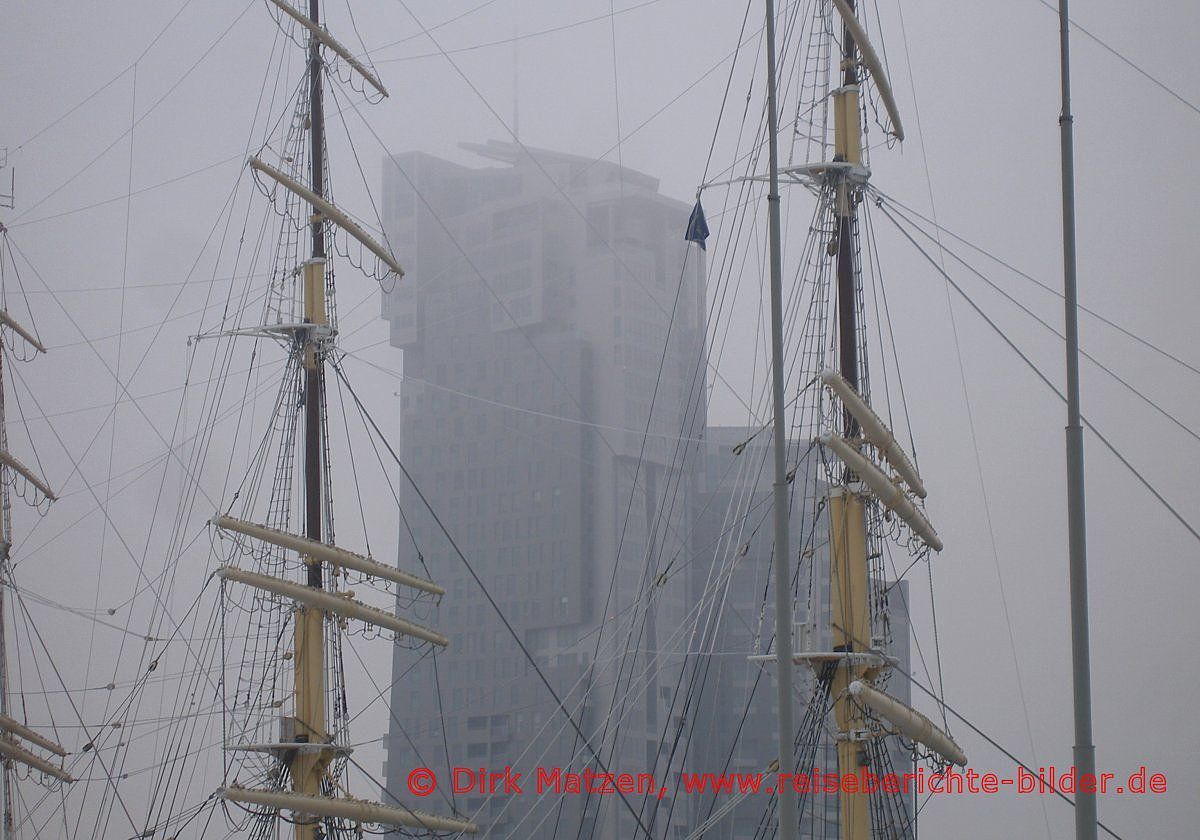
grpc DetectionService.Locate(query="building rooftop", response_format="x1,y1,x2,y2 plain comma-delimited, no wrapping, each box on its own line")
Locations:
457,139,662,193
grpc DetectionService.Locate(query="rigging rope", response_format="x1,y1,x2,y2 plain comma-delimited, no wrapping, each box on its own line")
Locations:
332,363,659,839
876,200,1200,547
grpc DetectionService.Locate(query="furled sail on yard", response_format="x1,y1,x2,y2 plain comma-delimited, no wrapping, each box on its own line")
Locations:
121,2,475,837
0,223,74,830
688,2,964,837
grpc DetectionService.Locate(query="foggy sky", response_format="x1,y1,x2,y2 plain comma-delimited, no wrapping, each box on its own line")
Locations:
0,1,1197,837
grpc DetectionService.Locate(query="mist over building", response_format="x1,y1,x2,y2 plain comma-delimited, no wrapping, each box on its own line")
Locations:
377,142,915,839
686,427,824,838
378,141,707,838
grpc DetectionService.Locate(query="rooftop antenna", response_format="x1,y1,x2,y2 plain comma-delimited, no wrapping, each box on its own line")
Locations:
0,150,13,210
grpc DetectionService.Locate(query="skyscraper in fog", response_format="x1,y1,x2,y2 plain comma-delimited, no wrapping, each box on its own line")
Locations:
379,141,706,838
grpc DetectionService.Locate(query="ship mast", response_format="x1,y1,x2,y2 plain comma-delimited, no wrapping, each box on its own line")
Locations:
826,1,874,833
834,2,861,441
715,2,970,836
0,178,72,839
762,0,874,834
764,0,876,833
757,0,964,836
110,1,473,833
294,0,329,835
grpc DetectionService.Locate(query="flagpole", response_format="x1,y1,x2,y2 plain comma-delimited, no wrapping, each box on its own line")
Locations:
1056,1,1097,837
763,1,799,838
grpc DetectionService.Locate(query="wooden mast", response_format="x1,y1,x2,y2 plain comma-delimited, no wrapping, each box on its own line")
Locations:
744,3,960,835
829,1,872,836
292,0,330,835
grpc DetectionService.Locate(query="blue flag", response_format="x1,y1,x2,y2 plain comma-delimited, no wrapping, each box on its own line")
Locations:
684,200,709,250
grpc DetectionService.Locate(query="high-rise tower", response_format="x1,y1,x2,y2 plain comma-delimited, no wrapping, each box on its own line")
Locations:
380,142,707,838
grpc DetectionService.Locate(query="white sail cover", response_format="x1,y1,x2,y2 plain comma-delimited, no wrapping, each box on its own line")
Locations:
0,310,46,354
0,449,56,501
266,0,388,98
0,739,73,783
212,514,442,594
821,368,926,498
248,157,404,277
220,786,477,833
830,0,905,141
216,566,448,646
819,434,942,551
0,713,67,757
849,680,967,766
